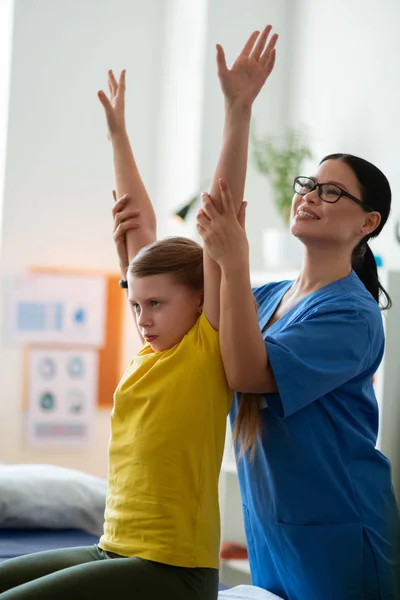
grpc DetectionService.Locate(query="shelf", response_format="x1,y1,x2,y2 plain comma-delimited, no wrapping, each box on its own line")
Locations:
221,558,251,574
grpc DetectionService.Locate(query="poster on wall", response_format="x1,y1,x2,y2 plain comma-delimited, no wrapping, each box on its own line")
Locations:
2,271,107,347
26,348,98,447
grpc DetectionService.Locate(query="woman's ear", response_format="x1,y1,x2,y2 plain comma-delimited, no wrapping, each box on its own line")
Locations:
363,211,381,236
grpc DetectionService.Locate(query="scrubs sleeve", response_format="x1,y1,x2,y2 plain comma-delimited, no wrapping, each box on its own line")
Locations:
265,305,374,418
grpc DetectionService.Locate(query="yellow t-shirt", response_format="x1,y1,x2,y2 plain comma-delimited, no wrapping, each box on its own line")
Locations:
99,313,232,568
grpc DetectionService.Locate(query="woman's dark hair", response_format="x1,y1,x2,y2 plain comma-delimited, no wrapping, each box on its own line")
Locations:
320,154,392,309
128,236,204,291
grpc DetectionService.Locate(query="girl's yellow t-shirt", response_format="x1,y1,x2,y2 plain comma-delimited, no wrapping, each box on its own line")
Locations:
99,313,233,568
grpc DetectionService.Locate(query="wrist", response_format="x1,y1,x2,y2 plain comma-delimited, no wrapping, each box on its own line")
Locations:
224,101,252,121
110,128,129,144
220,253,250,279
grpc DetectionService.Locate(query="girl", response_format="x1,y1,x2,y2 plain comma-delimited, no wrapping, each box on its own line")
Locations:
0,25,278,600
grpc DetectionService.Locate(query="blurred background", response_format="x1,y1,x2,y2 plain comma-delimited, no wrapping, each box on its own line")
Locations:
0,0,399,477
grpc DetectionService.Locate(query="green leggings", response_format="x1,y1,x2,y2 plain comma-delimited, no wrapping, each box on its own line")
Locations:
0,545,219,599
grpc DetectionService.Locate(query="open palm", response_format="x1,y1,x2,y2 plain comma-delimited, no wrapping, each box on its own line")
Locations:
217,25,278,109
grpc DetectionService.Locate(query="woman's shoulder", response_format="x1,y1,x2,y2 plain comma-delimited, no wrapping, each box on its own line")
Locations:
308,272,383,333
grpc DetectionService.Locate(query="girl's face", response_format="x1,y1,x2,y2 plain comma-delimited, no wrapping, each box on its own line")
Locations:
128,273,203,352
290,159,381,251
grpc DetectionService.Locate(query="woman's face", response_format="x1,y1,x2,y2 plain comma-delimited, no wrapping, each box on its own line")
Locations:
290,159,381,251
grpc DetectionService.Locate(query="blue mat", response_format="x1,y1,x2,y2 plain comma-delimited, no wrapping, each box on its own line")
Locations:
0,529,99,561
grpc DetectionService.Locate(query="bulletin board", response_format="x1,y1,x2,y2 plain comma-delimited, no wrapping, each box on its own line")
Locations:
18,267,125,413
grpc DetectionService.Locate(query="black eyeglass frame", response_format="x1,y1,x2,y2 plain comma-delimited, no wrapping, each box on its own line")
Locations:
293,176,375,212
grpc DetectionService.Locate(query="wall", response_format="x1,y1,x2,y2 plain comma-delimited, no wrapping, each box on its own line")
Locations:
155,0,295,256
198,0,294,267
288,0,400,267
0,0,14,246
0,0,166,476
154,0,208,239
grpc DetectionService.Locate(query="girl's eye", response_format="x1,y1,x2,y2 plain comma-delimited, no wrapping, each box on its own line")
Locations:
151,301,160,307
132,303,140,312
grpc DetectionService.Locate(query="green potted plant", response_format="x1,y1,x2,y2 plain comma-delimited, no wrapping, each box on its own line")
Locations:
250,125,312,268
250,125,312,224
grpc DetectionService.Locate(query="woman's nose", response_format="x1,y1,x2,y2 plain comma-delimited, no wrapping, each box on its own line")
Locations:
303,189,320,204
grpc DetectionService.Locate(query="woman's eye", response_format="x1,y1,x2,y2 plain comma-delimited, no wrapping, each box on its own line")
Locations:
325,186,339,196
299,181,313,192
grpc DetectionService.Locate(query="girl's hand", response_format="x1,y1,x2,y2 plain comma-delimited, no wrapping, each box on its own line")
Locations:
196,178,249,270
98,70,127,139
217,25,278,111
112,190,141,275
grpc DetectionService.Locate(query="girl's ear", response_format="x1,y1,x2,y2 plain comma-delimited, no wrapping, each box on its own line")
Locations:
198,291,204,313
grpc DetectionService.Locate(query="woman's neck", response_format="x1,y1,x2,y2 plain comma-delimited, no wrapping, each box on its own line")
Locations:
293,244,352,296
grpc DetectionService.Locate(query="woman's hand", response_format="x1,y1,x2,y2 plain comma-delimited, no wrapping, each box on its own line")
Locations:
217,25,278,111
196,178,249,270
112,191,141,275
98,70,127,139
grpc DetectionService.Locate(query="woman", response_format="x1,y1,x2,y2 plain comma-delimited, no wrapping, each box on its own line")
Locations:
197,65,400,600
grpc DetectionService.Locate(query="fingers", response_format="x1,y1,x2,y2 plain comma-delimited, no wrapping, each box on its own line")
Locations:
108,69,118,97
113,219,140,241
260,32,279,68
196,222,206,239
113,210,141,235
239,30,260,58
201,192,220,219
263,48,276,77
111,193,134,218
97,89,112,113
108,78,113,99
237,201,247,229
250,25,272,61
114,208,141,225
118,69,126,92
216,44,228,78
196,208,211,229
196,205,213,241
218,178,235,213
199,181,235,219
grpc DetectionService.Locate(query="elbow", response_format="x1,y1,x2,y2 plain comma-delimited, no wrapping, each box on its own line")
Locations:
224,363,252,392
226,365,277,395
226,371,256,393
226,375,244,393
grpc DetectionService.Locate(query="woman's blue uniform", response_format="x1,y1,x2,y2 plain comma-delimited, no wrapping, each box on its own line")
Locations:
230,271,399,600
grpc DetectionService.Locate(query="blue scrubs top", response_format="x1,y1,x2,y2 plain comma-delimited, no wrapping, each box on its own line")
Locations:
230,271,399,600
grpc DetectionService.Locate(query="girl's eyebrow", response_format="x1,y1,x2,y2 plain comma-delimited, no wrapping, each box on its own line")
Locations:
129,296,165,303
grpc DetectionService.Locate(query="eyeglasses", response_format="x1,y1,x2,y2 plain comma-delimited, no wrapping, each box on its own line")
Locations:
293,176,375,212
